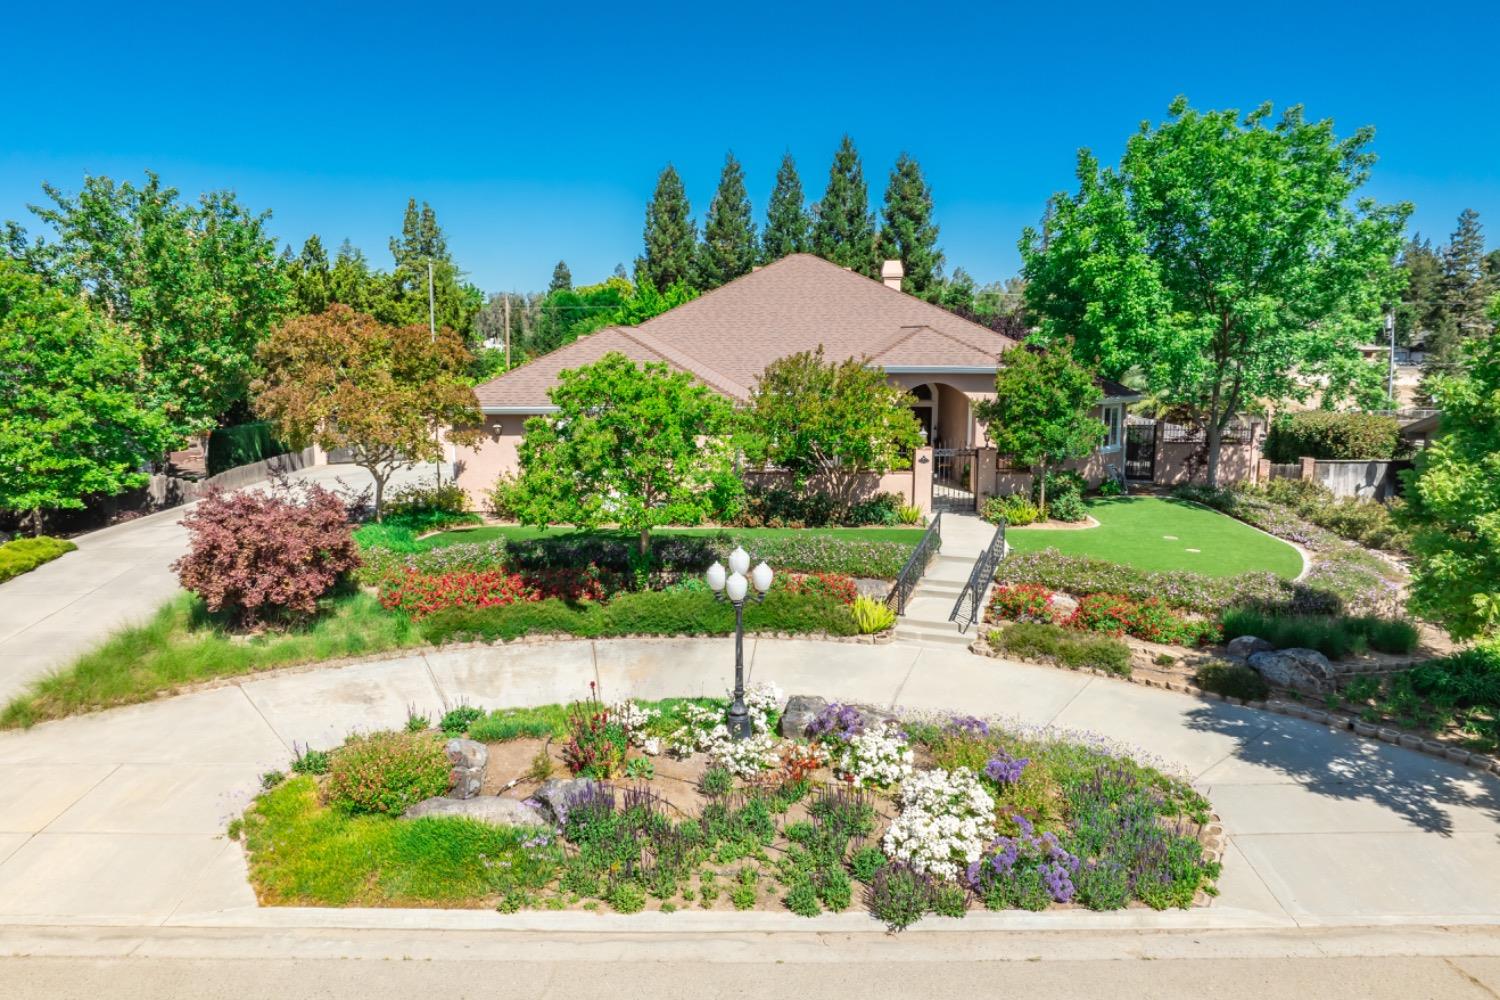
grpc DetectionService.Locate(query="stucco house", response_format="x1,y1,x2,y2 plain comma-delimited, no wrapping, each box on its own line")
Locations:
454,253,1138,514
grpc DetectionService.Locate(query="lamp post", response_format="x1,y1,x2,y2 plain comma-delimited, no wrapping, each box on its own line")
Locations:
705,546,774,739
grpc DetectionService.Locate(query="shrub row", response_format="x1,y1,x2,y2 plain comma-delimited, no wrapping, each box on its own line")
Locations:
206,421,290,476
1221,607,1419,659
1242,479,1408,553
988,622,1132,675
0,535,77,582
729,485,910,528
417,588,859,644
1264,411,1402,463
988,585,1218,646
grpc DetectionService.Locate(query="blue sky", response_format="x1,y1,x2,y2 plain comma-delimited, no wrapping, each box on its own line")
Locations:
4,1,1496,293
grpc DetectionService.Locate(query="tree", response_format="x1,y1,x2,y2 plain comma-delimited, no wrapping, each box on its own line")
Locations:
0,259,172,533
761,153,811,262
329,239,387,313
812,136,878,276
1424,209,1496,387
1401,300,1500,642
698,153,757,288
383,199,482,343
507,352,741,555
549,260,573,293
291,235,332,315
744,348,923,515
1021,98,1409,485
15,172,291,437
251,306,482,520
636,165,698,292
975,344,1104,514
1395,236,1442,347
877,153,943,295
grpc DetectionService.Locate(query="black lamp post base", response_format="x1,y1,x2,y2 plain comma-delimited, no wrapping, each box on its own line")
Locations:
725,704,753,739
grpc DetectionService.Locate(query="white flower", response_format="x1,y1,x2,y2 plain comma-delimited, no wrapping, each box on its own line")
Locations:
828,723,913,789
881,767,996,882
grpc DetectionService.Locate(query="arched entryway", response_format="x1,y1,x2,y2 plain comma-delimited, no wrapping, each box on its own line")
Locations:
908,381,977,512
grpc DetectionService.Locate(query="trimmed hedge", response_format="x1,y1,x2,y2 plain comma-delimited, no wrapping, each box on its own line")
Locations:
0,536,77,582
207,421,291,476
417,588,858,644
1264,411,1401,463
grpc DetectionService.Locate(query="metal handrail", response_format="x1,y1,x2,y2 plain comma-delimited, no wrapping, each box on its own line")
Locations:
949,522,1007,634
885,512,942,616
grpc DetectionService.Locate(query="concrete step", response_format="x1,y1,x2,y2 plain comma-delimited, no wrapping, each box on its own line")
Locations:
901,595,961,622
892,623,974,647
911,579,965,598
924,554,982,583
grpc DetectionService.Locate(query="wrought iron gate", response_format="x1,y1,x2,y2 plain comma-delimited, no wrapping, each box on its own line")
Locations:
1124,420,1156,482
931,447,976,512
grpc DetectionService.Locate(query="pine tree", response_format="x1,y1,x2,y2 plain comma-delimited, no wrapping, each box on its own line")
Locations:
293,235,332,314
389,198,450,272
811,136,877,276
635,165,697,291
613,262,629,280
1425,209,1496,385
549,260,573,293
697,153,757,288
1395,237,1443,347
761,153,811,262
876,153,944,295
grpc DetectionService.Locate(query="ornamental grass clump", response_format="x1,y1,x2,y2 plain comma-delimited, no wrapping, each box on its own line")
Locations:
323,730,450,815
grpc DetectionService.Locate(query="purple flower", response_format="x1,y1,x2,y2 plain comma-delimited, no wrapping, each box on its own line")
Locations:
945,715,990,738
984,752,1030,785
806,702,865,741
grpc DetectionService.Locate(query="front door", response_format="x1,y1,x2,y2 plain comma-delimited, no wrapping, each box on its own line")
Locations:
1125,421,1156,481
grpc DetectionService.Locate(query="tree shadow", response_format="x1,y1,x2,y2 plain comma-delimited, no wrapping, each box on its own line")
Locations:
1182,699,1500,838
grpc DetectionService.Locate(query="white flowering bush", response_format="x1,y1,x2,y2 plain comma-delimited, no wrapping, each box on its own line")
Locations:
829,724,913,789
612,699,662,754
661,686,785,777
881,766,996,882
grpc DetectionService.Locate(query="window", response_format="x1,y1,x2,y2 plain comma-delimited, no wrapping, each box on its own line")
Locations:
1102,405,1121,451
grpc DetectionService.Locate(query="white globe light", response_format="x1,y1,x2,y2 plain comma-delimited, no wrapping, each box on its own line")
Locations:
751,561,773,594
726,572,748,602
728,546,751,576
705,561,727,592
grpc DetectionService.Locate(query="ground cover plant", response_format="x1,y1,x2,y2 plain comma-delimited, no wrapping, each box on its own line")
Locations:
236,692,1220,925
986,584,1219,647
1330,644,1500,750
1244,479,1408,553
985,622,1132,675
0,535,76,582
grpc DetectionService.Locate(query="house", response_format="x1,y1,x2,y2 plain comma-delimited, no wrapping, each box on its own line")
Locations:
454,254,1138,514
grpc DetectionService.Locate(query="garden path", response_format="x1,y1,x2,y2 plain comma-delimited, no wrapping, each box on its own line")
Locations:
1,636,1497,935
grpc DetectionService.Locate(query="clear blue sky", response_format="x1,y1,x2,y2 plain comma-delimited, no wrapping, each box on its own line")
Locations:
4,0,1496,293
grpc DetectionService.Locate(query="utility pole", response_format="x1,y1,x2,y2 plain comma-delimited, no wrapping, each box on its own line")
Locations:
427,260,436,341
503,294,511,369
1386,309,1396,407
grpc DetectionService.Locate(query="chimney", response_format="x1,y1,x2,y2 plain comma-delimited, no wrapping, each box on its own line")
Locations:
881,259,904,291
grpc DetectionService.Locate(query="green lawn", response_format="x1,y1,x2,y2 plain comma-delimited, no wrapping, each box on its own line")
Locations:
1004,497,1303,580
418,524,926,549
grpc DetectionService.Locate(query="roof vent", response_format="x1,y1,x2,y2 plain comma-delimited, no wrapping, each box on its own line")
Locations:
881,259,904,291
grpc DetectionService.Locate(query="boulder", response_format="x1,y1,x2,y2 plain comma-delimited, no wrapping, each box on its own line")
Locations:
1225,635,1274,660
1050,593,1080,618
445,737,488,800
1247,648,1336,694
532,777,602,825
404,795,547,826
780,695,829,738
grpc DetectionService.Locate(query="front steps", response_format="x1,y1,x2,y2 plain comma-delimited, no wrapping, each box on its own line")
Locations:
891,553,985,647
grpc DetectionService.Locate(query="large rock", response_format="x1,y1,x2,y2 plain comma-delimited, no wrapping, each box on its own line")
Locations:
1226,635,1274,660
781,695,829,738
404,795,547,826
531,777,602,825
445,737,488,800
1248,647,1336,694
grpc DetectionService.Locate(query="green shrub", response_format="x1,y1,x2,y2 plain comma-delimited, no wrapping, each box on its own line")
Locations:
850,595,896,634
991,622,1131,675
0,536,77,582
1377,645,1500,745
849,845,886,882
417,588,857,644
324,730,450,815
1095,478,1125,498
206,421,290,476
1264,411,1401,462
1194,662,1270,702
1221,608,1419,659
439,704,485,735
982,494,1040,527
1032,469,1086,506
897,504,925,525
1046,492,1088,523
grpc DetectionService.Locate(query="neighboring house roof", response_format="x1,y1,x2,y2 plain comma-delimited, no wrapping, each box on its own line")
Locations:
475,254,1020,413
1096,376,1141,401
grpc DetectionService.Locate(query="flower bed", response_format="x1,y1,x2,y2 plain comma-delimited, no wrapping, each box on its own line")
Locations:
986,585,1219,647
236,694,1220,926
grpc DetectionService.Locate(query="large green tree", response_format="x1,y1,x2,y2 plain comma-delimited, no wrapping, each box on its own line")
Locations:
744,348,923,515
1423,209,1496,388
636,165,698,292
291,235,332,315
1395,236,1443,348
548,260,573,293
0,260,172,533
698,153,757,289
1021,98,1409,485
877,153,943,295
976,344,1104,514
812,136,878,276
1401,300,1500,642
383,200,483,342
508,352,741,554
15,172,291,437
761,153,811,262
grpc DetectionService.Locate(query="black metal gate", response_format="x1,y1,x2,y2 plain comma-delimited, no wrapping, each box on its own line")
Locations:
1125,420,1156,482
932,447,976,512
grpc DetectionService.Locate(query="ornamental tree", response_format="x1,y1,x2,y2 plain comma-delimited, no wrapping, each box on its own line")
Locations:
1021,98,1409,485
251,306,481,520
745,348,924,516
0,259,173,534
975,344,1103,515
1400,302,1500,642
508,352,742,555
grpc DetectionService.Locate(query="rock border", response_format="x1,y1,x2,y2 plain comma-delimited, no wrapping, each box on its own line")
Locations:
969,629,1500,778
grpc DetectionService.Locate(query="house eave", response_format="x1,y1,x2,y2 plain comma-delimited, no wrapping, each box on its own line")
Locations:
879,365,997,375
480,405,559,415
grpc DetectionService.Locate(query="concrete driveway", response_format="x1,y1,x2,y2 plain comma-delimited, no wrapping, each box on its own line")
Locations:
0,463,445,706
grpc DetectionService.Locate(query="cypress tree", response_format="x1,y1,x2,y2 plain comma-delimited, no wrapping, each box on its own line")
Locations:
877,153,944,295
698,153,757,288
635,165,697,291
761,153,811,262
549,260,573,293
811,135,878,276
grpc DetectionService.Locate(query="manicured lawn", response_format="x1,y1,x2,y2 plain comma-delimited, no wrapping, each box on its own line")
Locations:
419,524,926,549
1004,497,1303,580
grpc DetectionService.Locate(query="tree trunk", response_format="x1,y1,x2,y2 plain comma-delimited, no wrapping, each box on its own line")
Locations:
29,507,44,538
1205,421,1222,489
1037,461,1049,518
372,472,387,522
638,526,651,557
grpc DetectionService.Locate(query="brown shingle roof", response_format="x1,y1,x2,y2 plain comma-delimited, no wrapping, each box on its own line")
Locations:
475,254,1019,412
